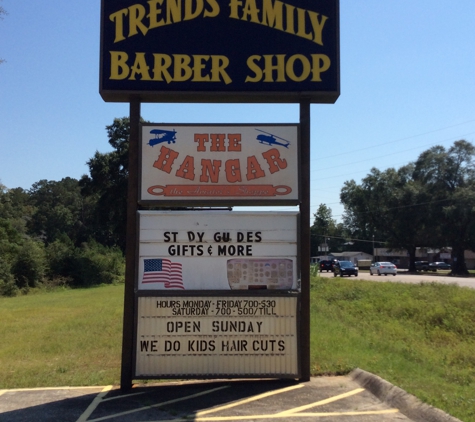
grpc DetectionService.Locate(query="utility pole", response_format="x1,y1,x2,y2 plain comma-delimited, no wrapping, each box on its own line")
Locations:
372,235,375,262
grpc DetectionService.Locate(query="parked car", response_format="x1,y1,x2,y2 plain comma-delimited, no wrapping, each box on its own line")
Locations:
428,262,451,270
333,260,358,277
415,261,434,271
319,259,336,272
370,261,397,276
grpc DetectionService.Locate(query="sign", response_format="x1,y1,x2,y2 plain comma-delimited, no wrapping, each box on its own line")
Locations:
100,0,340,103
140,124,299,205
138,211,299,290
135,295,299,377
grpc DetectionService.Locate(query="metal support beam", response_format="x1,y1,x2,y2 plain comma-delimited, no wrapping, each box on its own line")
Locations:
121,99,141,391
299,100,311,381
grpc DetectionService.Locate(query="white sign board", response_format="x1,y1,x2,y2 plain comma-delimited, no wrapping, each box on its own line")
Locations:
135,295,298,377
140,124,299,204
138,211,299,291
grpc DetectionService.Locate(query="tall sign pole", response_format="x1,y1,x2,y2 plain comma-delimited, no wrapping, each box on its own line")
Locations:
299,99,311,381
121,99,140,390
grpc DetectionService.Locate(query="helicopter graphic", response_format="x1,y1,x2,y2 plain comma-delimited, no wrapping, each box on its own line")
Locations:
255,129,291,148
148,129,177,147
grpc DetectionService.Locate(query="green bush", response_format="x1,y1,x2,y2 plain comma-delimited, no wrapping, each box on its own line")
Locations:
69,241,124,287
11,240,47,290
0,280,19,296
45,236,74,278
0,239,125,296
0,257,18,296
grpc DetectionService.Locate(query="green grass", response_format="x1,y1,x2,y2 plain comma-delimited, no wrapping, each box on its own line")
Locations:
1,280,474,421
0,285,123,388
310,276,475,422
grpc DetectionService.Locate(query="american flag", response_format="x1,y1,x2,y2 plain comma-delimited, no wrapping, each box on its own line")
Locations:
142,258,184,289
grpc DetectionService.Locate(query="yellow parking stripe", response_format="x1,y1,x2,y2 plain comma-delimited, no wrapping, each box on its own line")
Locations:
1,384,401,422
85,385,228,422
297,409,400,417
0,386,106,392
275,387,365,415
197,384,304,416
101,390,147,402
157,408,400,421
100,380,214,402
76,385,113,422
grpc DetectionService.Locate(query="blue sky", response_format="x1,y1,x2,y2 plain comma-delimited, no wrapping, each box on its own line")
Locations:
1,1,474,223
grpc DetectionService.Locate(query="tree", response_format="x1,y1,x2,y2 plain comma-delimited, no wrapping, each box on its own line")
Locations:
0,2,7,64
340,165,431,269
0,183,29,264
311,204,346,255
0,256,16,295
0,184,32,228
413,140,475,274
68,241,125,287
312,204,335,234
341,140,475,274
0,182,34,294
11,239,47,290
27,177,87,245
80,117,132,251
442,186,475,274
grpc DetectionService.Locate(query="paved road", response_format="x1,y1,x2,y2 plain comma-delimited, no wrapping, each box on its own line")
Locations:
319,270,475,289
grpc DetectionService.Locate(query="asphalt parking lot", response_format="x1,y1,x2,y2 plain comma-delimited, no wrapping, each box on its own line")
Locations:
0,369,461,422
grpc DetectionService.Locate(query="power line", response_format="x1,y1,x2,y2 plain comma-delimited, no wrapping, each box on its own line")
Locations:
321,196,468,220
312,119,475,162
314,131,475,173
314,234,386,244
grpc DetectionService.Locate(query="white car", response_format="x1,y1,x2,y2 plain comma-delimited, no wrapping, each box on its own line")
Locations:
370,262,397,276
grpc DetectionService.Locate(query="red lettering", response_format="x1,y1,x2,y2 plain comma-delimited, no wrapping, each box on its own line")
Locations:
225,159,242,183
210,133,226,151
153,146,179,173
200,159,222,183
228,134,242,151
175,155,195,180
262,148,287,174
194,134,209,151
246,155,265,180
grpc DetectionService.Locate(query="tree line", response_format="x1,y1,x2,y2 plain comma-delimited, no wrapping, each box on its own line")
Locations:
0,118,131,296
312,140,475,275
1,117,474,296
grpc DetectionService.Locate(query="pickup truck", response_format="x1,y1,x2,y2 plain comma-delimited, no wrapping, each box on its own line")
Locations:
319,260,337,272
415,261,436,271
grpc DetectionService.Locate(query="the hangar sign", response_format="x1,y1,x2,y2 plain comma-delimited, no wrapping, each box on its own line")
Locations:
100,0,340,103
140,124,299,205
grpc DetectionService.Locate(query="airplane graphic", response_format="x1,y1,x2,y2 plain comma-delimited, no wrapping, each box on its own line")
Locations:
148,129,177,146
